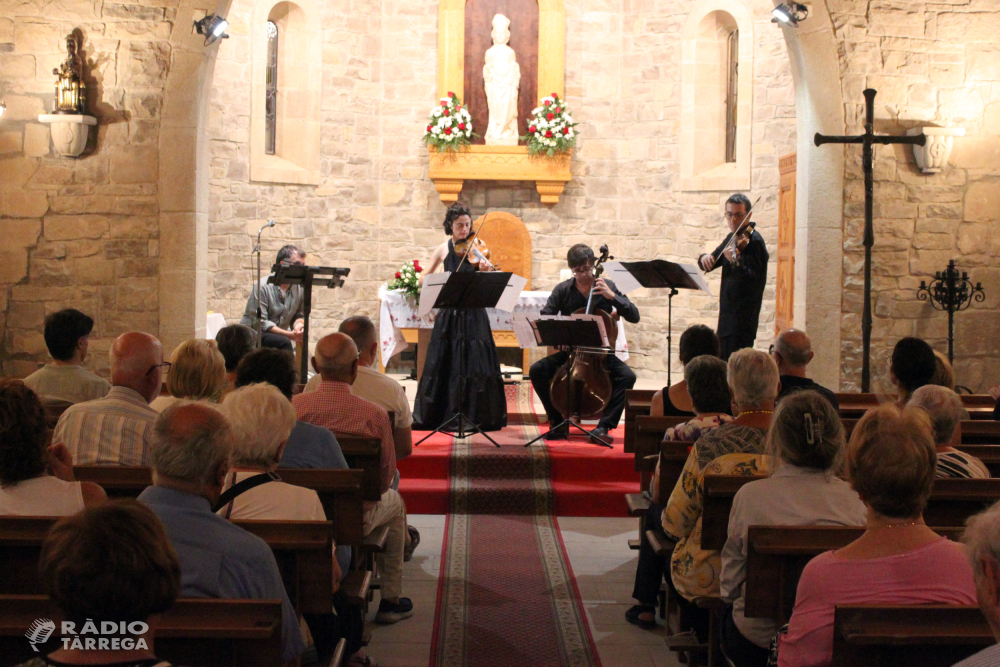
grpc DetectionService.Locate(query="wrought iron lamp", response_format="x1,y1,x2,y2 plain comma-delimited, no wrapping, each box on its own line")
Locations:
917,259,985,364
771,3,808,27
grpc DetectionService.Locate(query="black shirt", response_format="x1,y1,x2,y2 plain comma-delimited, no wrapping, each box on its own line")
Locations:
540,278,640,323
777,374,840,411
702,230,768,337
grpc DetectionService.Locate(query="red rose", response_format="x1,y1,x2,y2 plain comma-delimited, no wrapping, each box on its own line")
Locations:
395,272,402,279
552,92,558,98
458,122,466,129
443,109,449,116
529,125,536,133
555,107,562,113
444,127,452,135
456,105,462,111
427,125,432,132
440,100,447,106
414,260,422,272
447,91,454,97
544,100,551,106
545,130,553,138
563,127,569,134
546,113,554,121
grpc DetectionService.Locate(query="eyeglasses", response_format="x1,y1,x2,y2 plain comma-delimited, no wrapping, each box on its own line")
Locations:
724,211,748,219
146,362,171,376
570,265,593,275
768,344,775,354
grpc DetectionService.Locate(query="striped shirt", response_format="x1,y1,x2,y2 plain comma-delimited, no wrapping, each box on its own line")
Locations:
936,449,990,479
292,380,396,509
53,386,158,466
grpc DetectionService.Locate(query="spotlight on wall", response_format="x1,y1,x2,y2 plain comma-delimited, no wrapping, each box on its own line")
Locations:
771,3,809,27
194,14,230,46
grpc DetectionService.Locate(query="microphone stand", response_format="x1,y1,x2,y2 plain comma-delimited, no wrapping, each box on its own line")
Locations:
252,220,275,348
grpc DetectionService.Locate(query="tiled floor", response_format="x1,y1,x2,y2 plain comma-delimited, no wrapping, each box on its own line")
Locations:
364,514,682,667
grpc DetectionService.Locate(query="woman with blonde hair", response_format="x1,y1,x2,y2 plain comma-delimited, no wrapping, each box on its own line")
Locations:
149,339,228,412
777,403,978,667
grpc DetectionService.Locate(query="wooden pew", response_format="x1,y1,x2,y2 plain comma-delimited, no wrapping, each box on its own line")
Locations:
832,604,992,667
744,525,965,627
624,389,656,453
0,595,282,667
334,435,383,503
841,419,1000,445
836,393,997,420
701,475,1000,551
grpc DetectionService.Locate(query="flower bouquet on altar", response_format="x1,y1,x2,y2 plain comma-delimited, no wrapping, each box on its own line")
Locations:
422,92,476,152
521,93,578,157
386,260,422,300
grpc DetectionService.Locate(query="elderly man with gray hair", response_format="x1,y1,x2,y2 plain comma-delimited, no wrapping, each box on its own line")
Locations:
909,384,990,479
293,332,412,625
137,402,305,662
955,502,1000,666
772,328,839,410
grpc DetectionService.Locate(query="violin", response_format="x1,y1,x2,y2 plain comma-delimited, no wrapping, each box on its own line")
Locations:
708,195,761,267
453,232,500,271
549,245,618,421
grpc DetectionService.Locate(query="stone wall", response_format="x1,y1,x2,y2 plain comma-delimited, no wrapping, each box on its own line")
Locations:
0,2,171,377
204,0,796,380
829,0,1000,392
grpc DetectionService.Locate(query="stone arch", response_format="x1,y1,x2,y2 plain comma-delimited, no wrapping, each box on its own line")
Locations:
777,2,846,389
679,0,753,191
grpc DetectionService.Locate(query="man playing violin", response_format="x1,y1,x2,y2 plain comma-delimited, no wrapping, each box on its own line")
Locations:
529,244,640,443
698,193,769,360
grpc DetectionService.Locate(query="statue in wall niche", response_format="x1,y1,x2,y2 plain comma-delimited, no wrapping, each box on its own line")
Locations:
483,14,520,146
53,34,86,114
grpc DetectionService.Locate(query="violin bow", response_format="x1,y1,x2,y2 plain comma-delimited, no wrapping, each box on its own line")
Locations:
455,215,495,272
710,195,761,264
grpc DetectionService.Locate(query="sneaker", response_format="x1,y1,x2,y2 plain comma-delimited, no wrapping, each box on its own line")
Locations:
403,525,420,562
375,597,414,624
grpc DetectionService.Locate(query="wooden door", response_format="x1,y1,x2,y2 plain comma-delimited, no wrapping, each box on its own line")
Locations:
775,153,796,336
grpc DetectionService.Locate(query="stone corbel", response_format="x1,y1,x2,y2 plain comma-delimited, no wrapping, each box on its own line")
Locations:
907,127,965,174
38,114,96,157
429,146,572,204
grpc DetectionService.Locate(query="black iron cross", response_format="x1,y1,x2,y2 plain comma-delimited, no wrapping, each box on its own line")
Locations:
814,88,925,392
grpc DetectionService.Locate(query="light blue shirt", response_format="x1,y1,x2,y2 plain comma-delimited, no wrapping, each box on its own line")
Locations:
279,420,349,470
137,485,305,662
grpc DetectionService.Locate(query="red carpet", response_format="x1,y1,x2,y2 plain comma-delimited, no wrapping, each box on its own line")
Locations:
397,383,638,517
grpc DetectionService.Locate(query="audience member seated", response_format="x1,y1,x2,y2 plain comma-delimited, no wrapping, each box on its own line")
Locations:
908,384,989,479
650,324,720,417
772,329,839,410
53,332,163,466
219,383,372,666
660,349,778,637
993,384,1000,421
306,315,414,462
720,391,866,667
0,379,106,515
236,347,348,470
137,402,305,662
626,354,733,629
955,501,1000,667
777,403,978,667
12,499,181,667
929,349,956,390
889,336,937,405
23,308,111,404
149,339,228,412
293,333,411,625
215,324,255,388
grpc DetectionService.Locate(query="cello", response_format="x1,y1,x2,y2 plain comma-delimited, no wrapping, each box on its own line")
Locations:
549,245,618,424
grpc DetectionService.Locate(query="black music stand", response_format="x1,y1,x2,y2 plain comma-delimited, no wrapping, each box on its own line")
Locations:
523,318,613,448
618,259,706,385
269,263,350,382
414,271,512,448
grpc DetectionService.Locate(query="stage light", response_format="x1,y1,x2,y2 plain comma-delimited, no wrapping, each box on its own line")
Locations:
194,14,230,46
771,3,809,27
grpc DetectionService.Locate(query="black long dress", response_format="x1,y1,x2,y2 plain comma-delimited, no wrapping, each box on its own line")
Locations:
412,240,508,432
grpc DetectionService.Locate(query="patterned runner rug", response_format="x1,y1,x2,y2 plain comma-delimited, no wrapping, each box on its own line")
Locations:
429,383,603,667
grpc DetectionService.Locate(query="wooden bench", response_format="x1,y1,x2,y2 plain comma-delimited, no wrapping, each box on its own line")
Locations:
832,604,992,667
0,595,283,667
836,393,997,420
841,419,1000,445
744,525,965,627
334,435,383,503
700,475,1000,551
624,389,656,453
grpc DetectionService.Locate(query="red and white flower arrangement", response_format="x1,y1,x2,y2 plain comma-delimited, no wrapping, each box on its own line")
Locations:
386,260,422,299
521,93,578,157
422,92,476,152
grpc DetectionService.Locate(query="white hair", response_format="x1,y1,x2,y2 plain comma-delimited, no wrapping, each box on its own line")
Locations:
727,348,780,409
908,384,963,446
220,383,297,467
151,401,233,487
964,500,1000,584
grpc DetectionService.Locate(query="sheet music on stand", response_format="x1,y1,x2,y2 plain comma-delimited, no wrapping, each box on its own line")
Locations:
516,314,610,349
418,271,525,317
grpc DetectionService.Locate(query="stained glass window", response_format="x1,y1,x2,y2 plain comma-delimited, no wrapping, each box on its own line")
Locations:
265,21,278,155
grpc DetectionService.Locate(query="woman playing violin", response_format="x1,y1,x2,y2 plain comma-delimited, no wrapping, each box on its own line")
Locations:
697,193,769,361
412,203,507,432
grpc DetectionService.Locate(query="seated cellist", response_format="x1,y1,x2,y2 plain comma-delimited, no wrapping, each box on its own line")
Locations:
528,244,640,444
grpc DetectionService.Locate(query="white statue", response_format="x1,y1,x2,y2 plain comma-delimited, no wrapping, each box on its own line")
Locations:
483,14,521,146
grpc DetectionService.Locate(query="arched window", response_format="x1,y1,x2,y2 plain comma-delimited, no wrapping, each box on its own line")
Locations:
250,0,321,184
680,0,753,191
265,20,278,155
